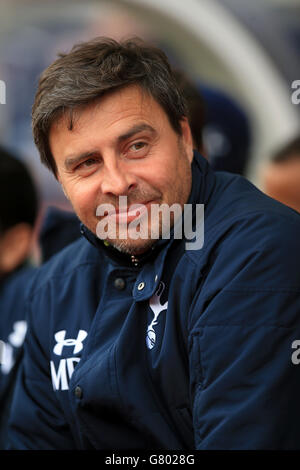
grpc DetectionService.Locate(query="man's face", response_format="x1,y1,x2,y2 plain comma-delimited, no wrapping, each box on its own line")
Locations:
49,85,194,255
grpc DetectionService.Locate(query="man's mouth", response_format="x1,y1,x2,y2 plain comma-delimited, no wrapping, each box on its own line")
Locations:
105,200,155,224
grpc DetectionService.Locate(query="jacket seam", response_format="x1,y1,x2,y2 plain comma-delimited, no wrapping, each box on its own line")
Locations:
190,324,296,331
205,207,300,236
224,287,300,293
28,261,101,299
184,208,300,266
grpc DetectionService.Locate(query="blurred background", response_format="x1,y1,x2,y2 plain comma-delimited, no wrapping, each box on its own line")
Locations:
0,0,299,224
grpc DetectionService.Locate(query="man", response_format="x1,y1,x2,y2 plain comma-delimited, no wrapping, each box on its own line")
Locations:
263,134,300,213
0,147,38,448
8,37,300,450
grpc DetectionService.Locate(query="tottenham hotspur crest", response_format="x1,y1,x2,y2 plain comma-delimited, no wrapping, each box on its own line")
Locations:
146,282,168,350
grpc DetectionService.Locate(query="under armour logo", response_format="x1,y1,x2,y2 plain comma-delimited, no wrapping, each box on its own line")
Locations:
53,330,88,356
146,282,168,350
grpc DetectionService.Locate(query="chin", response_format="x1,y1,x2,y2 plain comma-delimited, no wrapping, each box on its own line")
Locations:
108,237,157,256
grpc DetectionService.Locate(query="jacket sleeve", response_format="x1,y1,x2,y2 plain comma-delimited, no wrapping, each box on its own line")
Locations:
188,212,300,449
6,296,77,450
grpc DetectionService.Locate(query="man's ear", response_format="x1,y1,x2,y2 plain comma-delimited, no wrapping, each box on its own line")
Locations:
180,117,194,162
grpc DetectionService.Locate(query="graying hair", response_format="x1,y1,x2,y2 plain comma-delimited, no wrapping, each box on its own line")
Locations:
32,36,188,176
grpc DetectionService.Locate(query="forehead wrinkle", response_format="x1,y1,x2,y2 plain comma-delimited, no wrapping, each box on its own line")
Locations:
49,86,166,164
53,86,158,138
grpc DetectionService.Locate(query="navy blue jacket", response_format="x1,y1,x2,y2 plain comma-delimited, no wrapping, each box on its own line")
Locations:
7,152,300,449
0,265,36,448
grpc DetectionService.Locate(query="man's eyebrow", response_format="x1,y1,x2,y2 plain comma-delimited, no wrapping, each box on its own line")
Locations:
117,123,157,144
64,124,156,170
64,151,100,171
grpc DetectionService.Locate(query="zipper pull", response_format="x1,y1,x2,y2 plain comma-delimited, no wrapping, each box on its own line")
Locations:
131,255,139,267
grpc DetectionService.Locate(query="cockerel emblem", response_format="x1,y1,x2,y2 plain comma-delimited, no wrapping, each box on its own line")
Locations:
146,281,168,350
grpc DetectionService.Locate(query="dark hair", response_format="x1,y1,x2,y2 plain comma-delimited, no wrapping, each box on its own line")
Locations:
173,69,205,152
272,135,300,163
32,37,188,176
0,146,38,234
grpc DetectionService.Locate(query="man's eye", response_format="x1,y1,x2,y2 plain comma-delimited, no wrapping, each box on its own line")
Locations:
82,158,97,167
129,142,148,153
73,157,101,175
76,158,97,169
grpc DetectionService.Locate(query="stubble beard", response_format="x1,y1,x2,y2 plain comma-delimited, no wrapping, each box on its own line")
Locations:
106,158,192,255
81,143,192,256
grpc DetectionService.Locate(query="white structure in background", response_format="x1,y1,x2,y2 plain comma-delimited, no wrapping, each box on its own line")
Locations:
114,0,300,186
0,80,6,104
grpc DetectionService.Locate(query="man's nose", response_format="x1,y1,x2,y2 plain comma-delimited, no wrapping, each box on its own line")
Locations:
100,161,137,196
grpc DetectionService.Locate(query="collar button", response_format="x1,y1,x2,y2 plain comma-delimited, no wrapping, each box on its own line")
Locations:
114,278,126,290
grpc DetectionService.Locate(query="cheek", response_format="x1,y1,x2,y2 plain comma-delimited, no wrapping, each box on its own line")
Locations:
140,171,169,198
142,154,176,187
66,181,99,217
156,160,180,188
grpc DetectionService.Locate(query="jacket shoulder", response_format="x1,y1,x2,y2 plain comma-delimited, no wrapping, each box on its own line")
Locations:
211,171,300,227
185,172,300,289
29,237,100,296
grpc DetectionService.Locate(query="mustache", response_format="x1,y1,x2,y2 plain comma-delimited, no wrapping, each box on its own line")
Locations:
98,188,162,211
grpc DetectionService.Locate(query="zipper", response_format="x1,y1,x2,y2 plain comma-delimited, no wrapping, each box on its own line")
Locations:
130,255,140,267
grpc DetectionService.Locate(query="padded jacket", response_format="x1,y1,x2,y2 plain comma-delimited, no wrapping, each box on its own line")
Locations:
0,265,36,447
7,152,300,449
